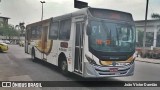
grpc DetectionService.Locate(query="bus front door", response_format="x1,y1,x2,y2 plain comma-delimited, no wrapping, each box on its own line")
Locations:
74,22,84,74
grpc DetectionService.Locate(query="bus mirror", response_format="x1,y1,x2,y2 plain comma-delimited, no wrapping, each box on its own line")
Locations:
87,26,91,35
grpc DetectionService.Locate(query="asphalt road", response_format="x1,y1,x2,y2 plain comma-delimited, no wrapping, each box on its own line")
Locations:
0,45,160,90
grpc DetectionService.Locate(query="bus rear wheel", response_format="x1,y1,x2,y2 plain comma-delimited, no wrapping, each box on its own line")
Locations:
60,60,68,75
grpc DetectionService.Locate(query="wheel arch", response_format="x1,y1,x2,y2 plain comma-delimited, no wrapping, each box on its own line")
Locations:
58,52,67,68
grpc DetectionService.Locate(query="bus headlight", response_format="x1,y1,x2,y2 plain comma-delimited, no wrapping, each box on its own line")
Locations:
116,59,134,66
85,55,97,65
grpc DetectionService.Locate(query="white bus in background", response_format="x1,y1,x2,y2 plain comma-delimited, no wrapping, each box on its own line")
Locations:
25,7,136,78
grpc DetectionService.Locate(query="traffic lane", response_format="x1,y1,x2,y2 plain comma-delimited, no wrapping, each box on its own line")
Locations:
16,55,160,81
11,55,119,81
0,52,27,80
35,60,160,90
25,59,160,81
7,45,118,81
1,45,160,90
8,45,160,81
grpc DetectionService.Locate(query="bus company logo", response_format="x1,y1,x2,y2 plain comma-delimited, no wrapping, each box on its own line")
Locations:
2,82,11,87
112,61,116,66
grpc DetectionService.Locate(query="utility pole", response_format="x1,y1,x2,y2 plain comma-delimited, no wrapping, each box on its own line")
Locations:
40,1,45,21
143,0,149,52
0,0,1,14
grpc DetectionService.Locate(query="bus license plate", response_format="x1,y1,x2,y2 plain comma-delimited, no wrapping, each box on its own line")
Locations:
109,68,118,72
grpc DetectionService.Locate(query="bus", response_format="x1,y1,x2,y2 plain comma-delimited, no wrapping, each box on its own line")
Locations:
25,7,136,78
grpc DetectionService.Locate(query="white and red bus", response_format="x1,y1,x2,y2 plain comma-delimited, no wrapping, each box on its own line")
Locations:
25,7,136,77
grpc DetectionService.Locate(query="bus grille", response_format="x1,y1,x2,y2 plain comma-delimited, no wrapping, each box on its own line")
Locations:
95,67,130,75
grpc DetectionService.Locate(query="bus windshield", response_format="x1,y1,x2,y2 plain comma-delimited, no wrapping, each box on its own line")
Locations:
88,20,135,52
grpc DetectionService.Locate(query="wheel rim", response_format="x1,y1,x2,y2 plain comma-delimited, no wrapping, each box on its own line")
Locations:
61,61,67,71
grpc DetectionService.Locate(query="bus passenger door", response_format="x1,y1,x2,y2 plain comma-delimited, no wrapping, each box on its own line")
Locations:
74,22,84,73
25,29,29,53
41,26,48,60
25,29,31,54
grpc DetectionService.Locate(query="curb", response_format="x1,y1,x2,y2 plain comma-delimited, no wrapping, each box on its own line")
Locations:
135,59,160,64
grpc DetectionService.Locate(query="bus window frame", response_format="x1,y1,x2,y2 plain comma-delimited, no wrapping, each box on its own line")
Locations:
30,25,42,40
59,19,72,41
49,21,59,40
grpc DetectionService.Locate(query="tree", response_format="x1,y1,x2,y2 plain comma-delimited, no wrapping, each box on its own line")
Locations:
0,24,19,40
151,13,160,19
18,22,25,37
15,22,25,41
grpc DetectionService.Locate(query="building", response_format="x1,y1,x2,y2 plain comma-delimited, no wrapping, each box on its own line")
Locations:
0,16,10,27
0,16,10,40
135,20,160,47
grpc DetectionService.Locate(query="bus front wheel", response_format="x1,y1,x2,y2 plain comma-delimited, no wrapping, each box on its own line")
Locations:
60,59,68,75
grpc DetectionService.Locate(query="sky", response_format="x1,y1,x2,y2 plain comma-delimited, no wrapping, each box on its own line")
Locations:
0,0,160,26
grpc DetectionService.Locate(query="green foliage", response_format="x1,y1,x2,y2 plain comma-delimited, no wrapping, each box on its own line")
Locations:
0,24,19,39
151,13,160,19
15,22,25,36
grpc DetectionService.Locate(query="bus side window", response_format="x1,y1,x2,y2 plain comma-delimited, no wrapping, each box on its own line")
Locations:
49,22,59,39
59,19,71,40
37,25,42,39
27,29,31,41
31,28,36,39
30,26,42,40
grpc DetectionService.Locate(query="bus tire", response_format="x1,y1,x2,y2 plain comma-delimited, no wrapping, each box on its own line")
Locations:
59,56,68,75
31,48,37,62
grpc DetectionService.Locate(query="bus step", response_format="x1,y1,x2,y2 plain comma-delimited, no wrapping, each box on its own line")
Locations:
74,69,82,74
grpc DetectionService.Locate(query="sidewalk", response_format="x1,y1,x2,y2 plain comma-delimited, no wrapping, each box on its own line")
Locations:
135,57,160,64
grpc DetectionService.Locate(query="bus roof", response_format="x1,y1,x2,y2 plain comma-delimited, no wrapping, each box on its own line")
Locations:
50,7,133,22
27,7,133,27
26,18,51,27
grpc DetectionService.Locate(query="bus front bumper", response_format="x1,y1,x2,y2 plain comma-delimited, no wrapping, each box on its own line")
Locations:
83,62,135,78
